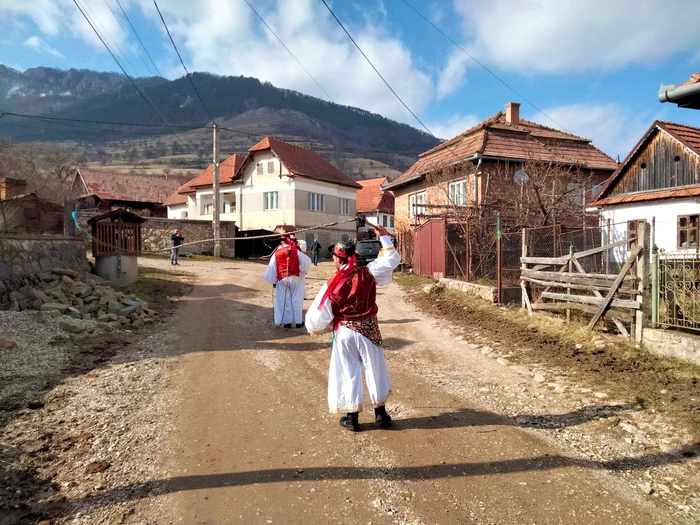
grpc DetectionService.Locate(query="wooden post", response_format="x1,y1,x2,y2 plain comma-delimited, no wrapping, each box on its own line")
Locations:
465,217,471,281
635,221,651,342
212,123,222,258
496,213,502,304
606,218,611,274
567,245,573,322
521,228,532,313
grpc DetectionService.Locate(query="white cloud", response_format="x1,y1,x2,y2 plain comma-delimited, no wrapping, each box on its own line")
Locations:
436,50,469,99
427,113,480,140
24,35,64,59
528,103,658,160
453,0,700,74
129,0,435,123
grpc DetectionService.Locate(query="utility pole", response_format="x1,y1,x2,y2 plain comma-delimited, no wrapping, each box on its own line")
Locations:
212,123,221,258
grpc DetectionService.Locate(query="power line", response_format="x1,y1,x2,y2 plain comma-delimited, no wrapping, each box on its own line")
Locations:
321,0,436,139
244,0,334,103
72,0,187,146
79,0,139,79
0,111,208,130
103,0,159,79
400,0,571,134
115,0,165,79
152,0,216,123
320,0,466,165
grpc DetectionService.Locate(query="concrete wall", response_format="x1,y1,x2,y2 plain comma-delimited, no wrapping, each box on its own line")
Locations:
0,234,89,305
643,328,700,365
141,217,238,257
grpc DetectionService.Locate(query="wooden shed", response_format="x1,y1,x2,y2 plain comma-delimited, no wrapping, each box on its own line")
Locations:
87,209,146,286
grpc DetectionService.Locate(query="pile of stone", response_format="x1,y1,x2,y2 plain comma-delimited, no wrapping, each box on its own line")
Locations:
6,268,159,331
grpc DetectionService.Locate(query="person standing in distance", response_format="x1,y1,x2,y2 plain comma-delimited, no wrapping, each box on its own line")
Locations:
170,229,184,266
311,238,322,266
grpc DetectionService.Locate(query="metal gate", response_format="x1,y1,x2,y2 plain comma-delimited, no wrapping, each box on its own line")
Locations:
414,218,446,279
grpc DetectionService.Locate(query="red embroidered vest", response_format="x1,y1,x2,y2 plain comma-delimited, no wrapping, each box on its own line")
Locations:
328,266,378,322
275,243,300,281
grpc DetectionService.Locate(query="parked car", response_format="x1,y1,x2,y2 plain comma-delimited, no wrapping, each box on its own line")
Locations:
355,239,382,266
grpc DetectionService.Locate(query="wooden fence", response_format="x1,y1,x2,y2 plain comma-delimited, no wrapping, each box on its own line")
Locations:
520,221,651,341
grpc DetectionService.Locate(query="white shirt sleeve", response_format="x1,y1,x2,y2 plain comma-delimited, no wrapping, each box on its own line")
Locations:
298,251,312,275
367,235,401,286
263,255,278,285
305,283,334,333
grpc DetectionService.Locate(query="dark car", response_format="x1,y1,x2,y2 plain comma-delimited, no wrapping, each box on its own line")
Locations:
355,239,382,266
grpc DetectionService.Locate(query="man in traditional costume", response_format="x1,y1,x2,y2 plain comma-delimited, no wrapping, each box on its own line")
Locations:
305,224,400,431
264,234,311,328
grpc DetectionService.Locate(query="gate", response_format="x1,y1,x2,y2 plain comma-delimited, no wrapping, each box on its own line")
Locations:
414,218,446,279
519,221,650,341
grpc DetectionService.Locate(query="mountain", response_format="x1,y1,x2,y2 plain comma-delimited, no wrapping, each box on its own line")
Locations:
0,66,439,178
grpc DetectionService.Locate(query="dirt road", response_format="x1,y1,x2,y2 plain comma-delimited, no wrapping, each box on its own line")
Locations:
124,256,695,525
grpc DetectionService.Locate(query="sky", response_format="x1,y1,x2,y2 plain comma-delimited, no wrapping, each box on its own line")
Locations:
1,0,700,161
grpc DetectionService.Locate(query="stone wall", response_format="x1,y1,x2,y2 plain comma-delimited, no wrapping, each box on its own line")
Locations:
141,218,238,257
0,234,89,306
439,277,521,304
643,328,700,365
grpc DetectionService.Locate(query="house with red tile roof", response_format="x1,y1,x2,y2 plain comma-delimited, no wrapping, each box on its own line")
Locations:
385,102,617,235
165,137,361,251
590,120,700,254
71,168,192,217
356,177,395,237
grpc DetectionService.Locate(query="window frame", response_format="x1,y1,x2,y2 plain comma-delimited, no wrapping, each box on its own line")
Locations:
677,214,699,250
256,163,263,175
448,180,466,206
339,197,350,216
409,191,427,218
308,192,325,212
382,215,388,227
263,191,279,210
267,161,275,174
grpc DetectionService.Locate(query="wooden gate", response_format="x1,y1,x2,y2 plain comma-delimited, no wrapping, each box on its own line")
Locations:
414,218,446,279
520,222,650,341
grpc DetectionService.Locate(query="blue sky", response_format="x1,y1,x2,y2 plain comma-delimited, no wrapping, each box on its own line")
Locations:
2,0,700,160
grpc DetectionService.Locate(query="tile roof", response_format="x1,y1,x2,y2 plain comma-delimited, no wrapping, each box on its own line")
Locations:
188,154,245,188
356,177,394,213
247,137,361,189
593,120,700,204
594,186,700,206
387,109,617,190
679,72,700,88
163,181,192,206
77,169,192,205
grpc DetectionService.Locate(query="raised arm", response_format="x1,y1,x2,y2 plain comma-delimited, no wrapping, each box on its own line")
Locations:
367,225,400,286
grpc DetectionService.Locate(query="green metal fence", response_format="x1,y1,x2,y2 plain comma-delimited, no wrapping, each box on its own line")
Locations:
654,252,700,333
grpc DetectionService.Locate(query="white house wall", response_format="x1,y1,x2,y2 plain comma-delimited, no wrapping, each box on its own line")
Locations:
167,203,188,219
601,199,700,257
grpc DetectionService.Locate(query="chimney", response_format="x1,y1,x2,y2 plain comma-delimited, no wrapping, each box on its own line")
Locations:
0,178,29,200
505,102,520,126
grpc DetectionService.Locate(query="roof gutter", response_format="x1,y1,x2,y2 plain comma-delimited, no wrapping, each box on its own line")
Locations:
658,82,700,106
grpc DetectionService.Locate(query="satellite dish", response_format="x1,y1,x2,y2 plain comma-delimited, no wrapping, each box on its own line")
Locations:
514,169,529,184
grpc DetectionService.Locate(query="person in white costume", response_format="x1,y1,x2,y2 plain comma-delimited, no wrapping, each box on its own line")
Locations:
264,234,311,328
305,224,400,431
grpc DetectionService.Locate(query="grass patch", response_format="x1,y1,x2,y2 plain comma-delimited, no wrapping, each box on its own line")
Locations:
126,265,191,313
396,273,700,432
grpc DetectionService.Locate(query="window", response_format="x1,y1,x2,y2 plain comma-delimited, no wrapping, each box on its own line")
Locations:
267,161,275,173
264,191,279,210
339,198,350,215
627,219,644,249
308,193,325,212
382,215,388,227
390,216,394,227
678,215,699,249
257,163,263,175
223,195,236,214
409,191,426,218
448,180,466,206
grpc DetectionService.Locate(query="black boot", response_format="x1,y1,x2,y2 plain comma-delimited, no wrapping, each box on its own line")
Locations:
374,406,392,428
339,412,360,432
